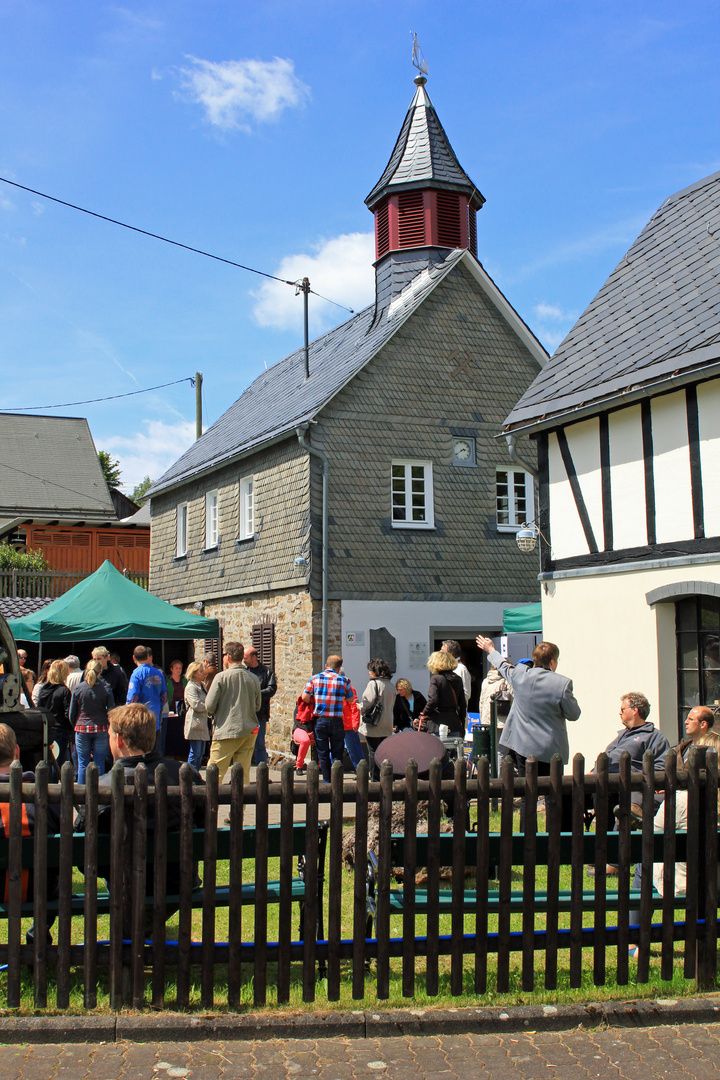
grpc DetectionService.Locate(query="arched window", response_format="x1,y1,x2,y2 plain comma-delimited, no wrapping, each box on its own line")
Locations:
676,596,720,732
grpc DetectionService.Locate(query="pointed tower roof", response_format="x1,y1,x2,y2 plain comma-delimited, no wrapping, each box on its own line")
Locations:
366,76,485,212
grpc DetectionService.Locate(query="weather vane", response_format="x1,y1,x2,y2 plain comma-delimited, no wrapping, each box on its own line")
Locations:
411,32,428,77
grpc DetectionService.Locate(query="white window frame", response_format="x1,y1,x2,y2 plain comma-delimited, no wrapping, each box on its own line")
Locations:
391,460,434,529
239,475,255,540
495,468,534,532
176,502,188,558
205,489,219,549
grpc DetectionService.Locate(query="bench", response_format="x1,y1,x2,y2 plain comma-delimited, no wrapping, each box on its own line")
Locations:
366,830,690,936
0,822,329,939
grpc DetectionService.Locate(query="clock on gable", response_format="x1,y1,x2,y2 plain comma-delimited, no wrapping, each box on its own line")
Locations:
452,437,476,467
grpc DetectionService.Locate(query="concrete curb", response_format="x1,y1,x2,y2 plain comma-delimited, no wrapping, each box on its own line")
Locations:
2,998,720,1043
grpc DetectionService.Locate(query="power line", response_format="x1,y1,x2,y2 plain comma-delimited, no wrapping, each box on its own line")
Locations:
0,460,111,504
0,175,354,312
3,377,195,413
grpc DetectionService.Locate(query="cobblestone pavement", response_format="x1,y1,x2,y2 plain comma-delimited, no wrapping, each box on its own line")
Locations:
3,1025,720,1080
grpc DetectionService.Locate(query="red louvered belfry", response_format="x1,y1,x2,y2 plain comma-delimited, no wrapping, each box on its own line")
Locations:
366,74,484,268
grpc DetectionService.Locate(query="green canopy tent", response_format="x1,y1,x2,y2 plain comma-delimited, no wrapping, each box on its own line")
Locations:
8,560,219,643
502,602,542,634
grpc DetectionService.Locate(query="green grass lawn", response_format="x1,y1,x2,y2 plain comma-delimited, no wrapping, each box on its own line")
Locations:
0,807,710,1013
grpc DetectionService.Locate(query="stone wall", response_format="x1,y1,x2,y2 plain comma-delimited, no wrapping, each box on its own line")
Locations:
191,590,342,756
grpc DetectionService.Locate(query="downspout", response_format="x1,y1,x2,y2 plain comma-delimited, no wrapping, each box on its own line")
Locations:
505,433,537,477
296,425,329,665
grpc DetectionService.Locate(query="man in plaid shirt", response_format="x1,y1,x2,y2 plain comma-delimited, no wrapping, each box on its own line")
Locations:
302,655,353,781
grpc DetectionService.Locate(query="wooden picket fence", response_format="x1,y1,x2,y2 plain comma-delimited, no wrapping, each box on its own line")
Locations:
0,748,718,1010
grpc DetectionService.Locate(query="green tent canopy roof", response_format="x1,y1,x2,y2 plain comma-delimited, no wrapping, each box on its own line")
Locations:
7,560,220,642
502,602,542,634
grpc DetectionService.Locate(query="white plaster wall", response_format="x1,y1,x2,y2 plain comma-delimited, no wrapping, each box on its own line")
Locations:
651,390,693,543
542,560,720,765
608,405,647,551
340,600,510,696
548,432,589,560
697,378,720,538
564,417,604,549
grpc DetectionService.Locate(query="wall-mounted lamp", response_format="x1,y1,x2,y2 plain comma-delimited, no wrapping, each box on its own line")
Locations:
516,521,552,555
516,523,539,553
294,556,308,568
193,600,204,611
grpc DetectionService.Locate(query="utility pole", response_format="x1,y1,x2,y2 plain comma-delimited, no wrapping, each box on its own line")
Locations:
299,278,310,378
195,371,203,440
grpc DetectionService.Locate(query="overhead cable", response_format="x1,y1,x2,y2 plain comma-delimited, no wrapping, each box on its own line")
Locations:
0,176,354,312
3,376,195,413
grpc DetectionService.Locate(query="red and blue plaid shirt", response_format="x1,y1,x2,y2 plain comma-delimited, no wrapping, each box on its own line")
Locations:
304,668,353,719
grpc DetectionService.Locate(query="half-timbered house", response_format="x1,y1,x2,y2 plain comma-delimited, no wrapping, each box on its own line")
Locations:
502,170,720,756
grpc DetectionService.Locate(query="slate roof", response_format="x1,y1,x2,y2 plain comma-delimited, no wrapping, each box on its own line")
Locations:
149,249,485,497
0,414,117,520
503,170,720,432
0,596,54,620
365,78,485,212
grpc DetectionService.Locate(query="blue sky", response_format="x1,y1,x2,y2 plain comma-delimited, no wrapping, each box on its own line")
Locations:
1,1,719,492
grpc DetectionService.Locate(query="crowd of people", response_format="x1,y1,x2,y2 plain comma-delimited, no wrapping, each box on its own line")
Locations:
7,632,720,950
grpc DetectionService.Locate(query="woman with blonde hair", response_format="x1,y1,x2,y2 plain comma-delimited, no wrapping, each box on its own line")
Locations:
36,659,73,766
184,661,209,771
69,659,114,783
414,650,466,738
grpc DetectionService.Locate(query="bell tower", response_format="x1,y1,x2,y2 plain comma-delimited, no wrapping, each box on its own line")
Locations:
366,74,485,309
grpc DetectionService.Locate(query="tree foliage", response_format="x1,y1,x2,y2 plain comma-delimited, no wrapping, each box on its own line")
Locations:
131,476,154,506
98,450,122,490
0,543,48,571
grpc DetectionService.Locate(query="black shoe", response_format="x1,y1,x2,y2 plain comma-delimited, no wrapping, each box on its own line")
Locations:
26,926,53,946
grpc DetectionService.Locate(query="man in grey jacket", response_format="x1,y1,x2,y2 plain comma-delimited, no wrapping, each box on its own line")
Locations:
475,637,581,776
205,641,262,781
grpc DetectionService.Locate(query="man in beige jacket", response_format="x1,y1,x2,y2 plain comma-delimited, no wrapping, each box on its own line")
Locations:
205,641,262,780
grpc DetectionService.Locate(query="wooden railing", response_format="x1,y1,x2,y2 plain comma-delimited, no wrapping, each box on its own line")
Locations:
0,569,148,598
0,748,717,1010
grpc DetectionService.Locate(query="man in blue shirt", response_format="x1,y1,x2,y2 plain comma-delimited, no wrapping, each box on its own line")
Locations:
127,645,168,752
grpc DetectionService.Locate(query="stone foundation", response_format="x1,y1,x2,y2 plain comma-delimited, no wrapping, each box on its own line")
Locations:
190,589,342,755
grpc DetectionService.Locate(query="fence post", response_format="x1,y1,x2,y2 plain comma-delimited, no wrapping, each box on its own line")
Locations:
699,748,718,990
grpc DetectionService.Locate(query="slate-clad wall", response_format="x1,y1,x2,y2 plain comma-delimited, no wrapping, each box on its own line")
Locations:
149,439,310,605
311,261,541,602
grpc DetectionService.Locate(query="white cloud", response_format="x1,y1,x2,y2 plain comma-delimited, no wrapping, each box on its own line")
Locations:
0,193,14,211
531,302,580,354
536,328,568,353
533,302,578,323
252,232,376,333
180,55,309,131
106,418,195,493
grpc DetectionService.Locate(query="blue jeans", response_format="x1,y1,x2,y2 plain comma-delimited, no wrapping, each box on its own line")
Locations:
314,718,345,782
154,715,167,755
252,721,267,766
344,729,365,770
188,739,206,771
76,730,110,784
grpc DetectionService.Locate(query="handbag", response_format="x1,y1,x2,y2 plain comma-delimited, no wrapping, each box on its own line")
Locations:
363,680,384,727
494,687,512,717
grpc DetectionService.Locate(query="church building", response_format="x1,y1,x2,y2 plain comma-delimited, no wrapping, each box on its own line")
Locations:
147,73,546,750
